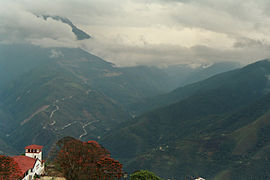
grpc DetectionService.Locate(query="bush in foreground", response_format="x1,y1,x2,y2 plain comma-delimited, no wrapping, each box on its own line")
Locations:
130,170,162,180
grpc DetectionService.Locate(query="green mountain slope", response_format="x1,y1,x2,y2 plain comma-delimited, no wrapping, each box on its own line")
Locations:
135,60,268,114
2,43,225,154
0,43,243,169
0,138,17,155
0,44,173,107
0,44,240,120
0,60,132,153
101,59,270,179
0,44,54,89
129,94,270,180
0,44,179,154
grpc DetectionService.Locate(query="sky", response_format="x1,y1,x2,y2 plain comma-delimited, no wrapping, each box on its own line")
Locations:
1,0,270,66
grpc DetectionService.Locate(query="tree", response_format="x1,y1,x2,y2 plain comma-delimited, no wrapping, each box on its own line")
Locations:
130,170,162,180
55,137,123,180
97,157,123,179
0,155,22,180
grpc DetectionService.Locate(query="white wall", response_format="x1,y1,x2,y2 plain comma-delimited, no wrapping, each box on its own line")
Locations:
25,151,42,161
21,160,44,180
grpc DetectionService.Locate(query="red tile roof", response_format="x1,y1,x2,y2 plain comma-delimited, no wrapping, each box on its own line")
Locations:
13,156,36,175
25,145,43,150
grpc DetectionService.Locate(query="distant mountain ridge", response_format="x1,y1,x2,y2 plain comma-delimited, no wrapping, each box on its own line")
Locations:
130,62,241,114
0,44,237,155
0,44,239,107
101,59,270,179
0,43,242,178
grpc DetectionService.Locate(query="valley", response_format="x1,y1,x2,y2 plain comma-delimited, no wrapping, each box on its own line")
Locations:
101,60,270,179
0,44,267,179
1,1,270,179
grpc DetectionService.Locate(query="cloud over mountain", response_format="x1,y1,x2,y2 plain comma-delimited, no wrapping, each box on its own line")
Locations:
1,0,270,66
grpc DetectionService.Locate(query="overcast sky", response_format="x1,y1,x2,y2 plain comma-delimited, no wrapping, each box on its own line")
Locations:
1,0,270,66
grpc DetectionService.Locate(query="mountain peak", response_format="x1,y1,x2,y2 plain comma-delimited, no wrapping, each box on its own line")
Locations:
39,15,91,40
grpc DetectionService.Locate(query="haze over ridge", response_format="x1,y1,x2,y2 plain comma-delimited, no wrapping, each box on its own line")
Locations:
1,0,270,66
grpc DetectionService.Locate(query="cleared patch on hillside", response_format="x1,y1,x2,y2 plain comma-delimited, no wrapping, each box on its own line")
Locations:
21,105,50,125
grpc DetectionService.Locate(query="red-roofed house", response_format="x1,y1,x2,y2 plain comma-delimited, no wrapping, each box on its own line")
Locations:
25,144,43,161
12,145,45,180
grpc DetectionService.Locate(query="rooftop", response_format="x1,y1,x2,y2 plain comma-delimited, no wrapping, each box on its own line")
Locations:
13,155,36,175
25,144,43,150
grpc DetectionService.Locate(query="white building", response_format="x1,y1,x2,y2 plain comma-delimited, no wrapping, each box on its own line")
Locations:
195,177,206,180
13,145,45,180
25,145,43,161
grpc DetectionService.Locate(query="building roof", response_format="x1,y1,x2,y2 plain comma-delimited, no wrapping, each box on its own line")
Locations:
13,156,36,175
25,144,43,150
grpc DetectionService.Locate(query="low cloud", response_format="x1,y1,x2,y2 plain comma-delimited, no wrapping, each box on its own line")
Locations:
0,1,76,46
1,0,270,67
233,38,269,49
82,39,270,67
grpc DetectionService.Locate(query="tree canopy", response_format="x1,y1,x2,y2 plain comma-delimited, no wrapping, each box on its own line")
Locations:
0,155,22,180
130,170,162,180
55,137,123,180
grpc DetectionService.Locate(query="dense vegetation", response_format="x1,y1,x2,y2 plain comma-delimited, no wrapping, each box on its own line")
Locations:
0,155,21,180
130,170,162,180
53,137,123,180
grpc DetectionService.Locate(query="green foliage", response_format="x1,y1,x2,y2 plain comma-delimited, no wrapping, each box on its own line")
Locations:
130,170,162,180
